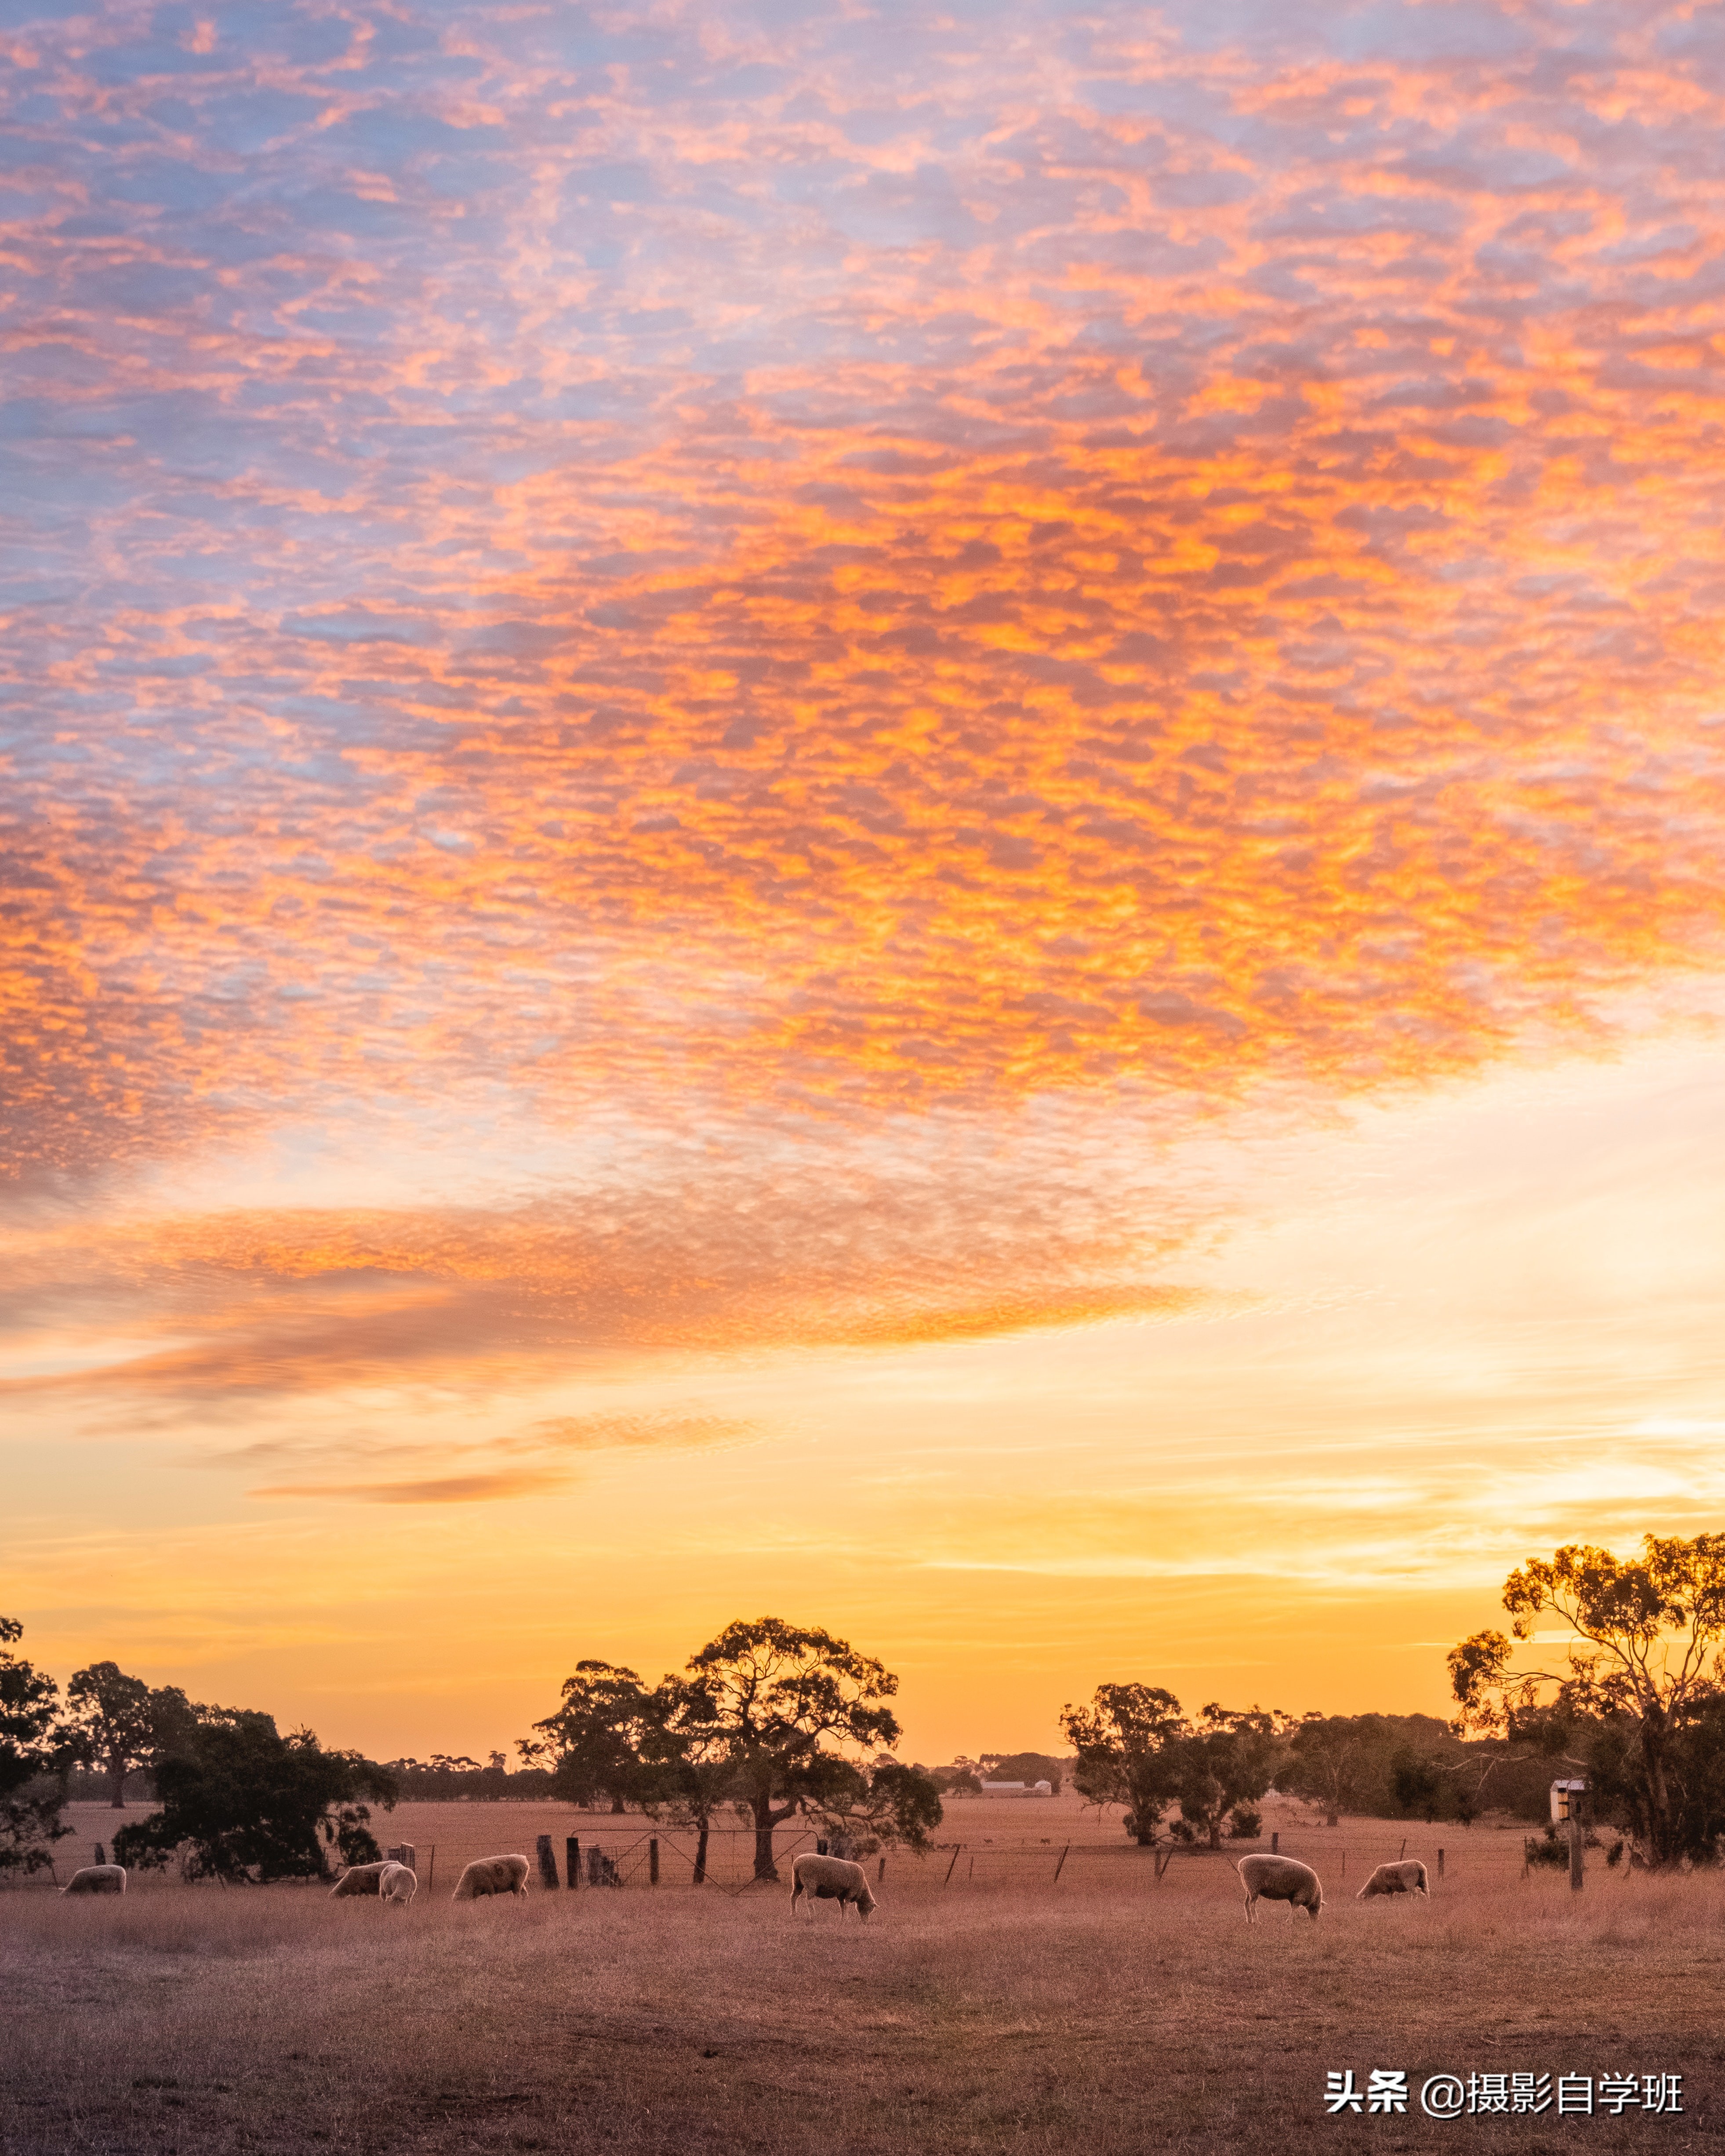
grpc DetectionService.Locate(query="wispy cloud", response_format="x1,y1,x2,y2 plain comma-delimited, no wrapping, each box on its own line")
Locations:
228,1408,759,1503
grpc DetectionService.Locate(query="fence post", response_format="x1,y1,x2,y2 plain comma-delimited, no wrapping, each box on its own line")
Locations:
1271,1831,1278,1853
567,1837,580,1889
650,1839,660,1887
877,1855,886,1884
1399,1837,1407,1861
1340,1849,1346,1880
1569,1813,1584,1893
1438,1848,1445,1879
1052,1844,1070,1884
536,1834,559,1890
943,1846,962,1886
427,1845,436,1893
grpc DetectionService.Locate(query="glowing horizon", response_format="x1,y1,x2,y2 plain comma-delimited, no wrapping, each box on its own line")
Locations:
6,0,1725,1763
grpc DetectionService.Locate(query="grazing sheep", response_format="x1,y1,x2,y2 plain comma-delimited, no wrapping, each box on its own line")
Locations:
789,1852,877,1922
329,1860,392,1898
378,1861,418,1906
1357,1859,1429,1899
1236,1853,1323,1923
61,1864,126,1896
451,1854,531,1901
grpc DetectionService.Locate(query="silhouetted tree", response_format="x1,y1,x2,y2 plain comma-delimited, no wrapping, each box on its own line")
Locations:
0,1617,71,1877
525,1661,656,1814
1169,1706,1289,1849
65,1662,154,1807
113,1708,397,1883
863,1762,944,1850
1282,1713,1390,1826
1060,1684,1184,1844
1391,1750,1443,1822
1451,1534,1725,1866
684,1617,902,1880
639,1676,737,1884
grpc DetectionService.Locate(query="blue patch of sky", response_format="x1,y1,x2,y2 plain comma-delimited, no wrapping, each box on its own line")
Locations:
564,160,657,205
276,188,427,240
104,160,234,212
324,109,507,162
275,14,357,65
198,90,329,155
280,611,440,646
81,37,229,86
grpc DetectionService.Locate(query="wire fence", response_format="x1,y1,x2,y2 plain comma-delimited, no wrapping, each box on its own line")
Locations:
9,1805,1556,1895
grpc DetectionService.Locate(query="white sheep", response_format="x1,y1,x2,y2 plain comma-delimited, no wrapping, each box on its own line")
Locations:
1357,1859,1429,1899
61,1864,126,1896
451,1854,531,1901
789,1852,877,1921
329,1859,392,1898
1236,1853,1323,1923
378,1861,418,1906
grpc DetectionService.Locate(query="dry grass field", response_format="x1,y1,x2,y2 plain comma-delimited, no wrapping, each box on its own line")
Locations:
5,1801,1722,2156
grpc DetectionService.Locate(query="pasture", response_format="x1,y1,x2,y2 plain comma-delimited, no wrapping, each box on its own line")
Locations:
4,1802,1721,2156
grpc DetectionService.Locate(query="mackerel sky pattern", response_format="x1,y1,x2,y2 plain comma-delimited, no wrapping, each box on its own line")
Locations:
6,0,1725,1353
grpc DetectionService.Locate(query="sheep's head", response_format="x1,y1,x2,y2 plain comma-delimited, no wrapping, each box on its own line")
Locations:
855,1887,877,1921
1302,1888,1322,1919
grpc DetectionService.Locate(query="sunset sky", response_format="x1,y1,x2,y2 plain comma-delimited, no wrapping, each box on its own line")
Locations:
6,0,1725,1764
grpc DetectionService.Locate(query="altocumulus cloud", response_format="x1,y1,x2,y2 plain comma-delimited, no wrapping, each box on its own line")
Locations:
4,0,1725,1429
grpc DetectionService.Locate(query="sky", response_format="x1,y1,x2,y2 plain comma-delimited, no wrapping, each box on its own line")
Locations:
5,0,1725,1764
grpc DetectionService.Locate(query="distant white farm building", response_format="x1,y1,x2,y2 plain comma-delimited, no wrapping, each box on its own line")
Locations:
978,1779,1053,1797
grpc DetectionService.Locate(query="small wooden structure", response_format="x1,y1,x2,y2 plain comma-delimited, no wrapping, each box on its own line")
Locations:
1551,1779,1587,1891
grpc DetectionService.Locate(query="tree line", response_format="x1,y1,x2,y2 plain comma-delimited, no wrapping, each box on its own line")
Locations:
8,1534,1725,1882
0,1615,943,1886
0,1624,397,1885
1060,1533,1725,1868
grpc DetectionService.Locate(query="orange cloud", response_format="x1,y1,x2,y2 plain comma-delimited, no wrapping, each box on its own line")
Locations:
6,0,1725,1414
249,1469,575,1506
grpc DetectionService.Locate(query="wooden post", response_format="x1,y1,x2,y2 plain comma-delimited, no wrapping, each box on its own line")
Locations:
427,1845,436,1893
1052,1844,1070,1884
1398,1837,1407,1860
1438,1848,1445,1879
943,1845,962,1886
536,1834,559,1891
1569,1812,1584,1893
567,1837,580,1889
1270,1831,1278,1853
649,1839,660,1887
877,1855,886,1884
1154,1847,1173,1882
1340,1849,1346,1880
967,1854,974,1880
